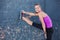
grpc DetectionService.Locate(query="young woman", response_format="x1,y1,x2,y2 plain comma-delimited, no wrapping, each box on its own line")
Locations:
21,4,54,40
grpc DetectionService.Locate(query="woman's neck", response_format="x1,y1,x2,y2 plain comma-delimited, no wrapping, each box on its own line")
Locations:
36,10,42,14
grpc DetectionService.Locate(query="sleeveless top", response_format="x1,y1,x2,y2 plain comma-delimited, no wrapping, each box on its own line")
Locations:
43,15,52,28
36,11,52,28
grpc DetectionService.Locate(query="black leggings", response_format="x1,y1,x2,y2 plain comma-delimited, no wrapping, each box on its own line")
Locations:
32,22,54,40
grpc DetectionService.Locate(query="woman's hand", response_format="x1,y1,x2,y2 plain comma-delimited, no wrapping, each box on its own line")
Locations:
44,33,47,39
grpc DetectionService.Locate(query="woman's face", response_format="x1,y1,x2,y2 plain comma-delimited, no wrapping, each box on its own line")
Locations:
35,5,41,13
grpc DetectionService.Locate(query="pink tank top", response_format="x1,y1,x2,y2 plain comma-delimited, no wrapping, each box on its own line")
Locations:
43,16,52,28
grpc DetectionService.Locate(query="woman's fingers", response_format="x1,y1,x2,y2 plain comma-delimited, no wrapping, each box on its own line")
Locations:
44,33,47,39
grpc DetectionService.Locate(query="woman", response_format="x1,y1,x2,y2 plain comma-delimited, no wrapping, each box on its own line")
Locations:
21,4,54,40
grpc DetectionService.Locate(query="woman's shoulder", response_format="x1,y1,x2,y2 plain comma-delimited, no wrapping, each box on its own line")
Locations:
42,12,48,17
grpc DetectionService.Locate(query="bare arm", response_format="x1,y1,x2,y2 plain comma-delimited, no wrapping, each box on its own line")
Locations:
21,10,38,16
38,14,47,39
